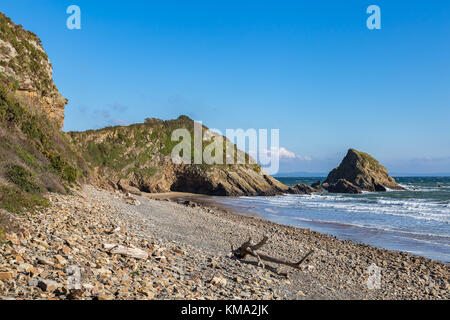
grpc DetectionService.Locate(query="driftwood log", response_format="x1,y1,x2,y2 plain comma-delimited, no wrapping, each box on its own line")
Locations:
230,236,314,271
103,244,149,260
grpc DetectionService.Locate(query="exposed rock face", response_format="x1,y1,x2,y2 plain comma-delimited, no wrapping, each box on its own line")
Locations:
324,149,404,193
326,179,362,194
0,12,89,215
69,116,292,197
0,12,66,128
288,184,322,195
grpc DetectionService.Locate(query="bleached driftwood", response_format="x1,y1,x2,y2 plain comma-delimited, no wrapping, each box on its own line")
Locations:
230,236,314,270
103,244,148,260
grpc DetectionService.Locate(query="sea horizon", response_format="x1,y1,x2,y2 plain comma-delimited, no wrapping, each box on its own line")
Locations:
274,174,450,178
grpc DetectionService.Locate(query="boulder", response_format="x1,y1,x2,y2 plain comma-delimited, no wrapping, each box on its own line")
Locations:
311,181,322,189
324,149,404,192
327,179,362,194
288,184,317,195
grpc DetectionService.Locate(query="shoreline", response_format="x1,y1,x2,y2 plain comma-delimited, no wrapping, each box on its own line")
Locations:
0,185,448,300
140,189,449,299
145,191,450,264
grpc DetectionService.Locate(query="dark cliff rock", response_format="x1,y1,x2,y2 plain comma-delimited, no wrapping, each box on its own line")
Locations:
311,180,322,189
324,149,404,193
288,183,323,195
326,179,362,194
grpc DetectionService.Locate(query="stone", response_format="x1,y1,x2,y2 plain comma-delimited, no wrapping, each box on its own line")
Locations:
326,179,362,194
37,279,59,292
96,294,113,300
311,181,322,189
210,276,227,286
17,263,34,273
5,234,19,245
54,255,67,265
37,257,55,266
288,184,318,195
0,272,13,281
60,246,71,255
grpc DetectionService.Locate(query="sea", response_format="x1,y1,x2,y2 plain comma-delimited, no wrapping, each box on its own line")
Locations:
210,177,450,262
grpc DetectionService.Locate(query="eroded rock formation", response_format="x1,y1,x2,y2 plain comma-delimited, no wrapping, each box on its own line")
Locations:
0,12,66,129
68,117,294,196
324,149,404,193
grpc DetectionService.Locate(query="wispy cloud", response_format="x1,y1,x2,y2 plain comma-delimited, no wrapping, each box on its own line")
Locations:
260,147,312,161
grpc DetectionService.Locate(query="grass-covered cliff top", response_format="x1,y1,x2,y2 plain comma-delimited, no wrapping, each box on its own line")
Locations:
69,115,256,175
347,148,383,171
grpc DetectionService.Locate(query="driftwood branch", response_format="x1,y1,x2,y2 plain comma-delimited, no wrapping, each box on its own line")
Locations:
103,244,149,260
231,236,313,271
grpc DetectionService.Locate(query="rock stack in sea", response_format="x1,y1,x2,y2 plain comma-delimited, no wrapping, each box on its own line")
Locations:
322,149,405,194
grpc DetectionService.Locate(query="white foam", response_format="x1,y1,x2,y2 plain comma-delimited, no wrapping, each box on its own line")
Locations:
238,193,450,223
289,216,450,242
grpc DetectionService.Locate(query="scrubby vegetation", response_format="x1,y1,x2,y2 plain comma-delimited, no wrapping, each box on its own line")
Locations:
6,164,42,193
68,115,262,194
0,186,49,214
0,76,89,213
70,115,259,171
0,12,54,96
0,225,5,242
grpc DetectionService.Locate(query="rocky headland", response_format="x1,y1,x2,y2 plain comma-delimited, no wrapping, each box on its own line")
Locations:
68,117,294,197
322,149,405,194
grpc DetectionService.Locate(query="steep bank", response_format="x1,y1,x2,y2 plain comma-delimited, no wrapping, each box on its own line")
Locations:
69,117,291,196
0,12,66,128
0,12,89,225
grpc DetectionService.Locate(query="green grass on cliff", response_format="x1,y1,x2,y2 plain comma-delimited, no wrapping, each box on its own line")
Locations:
0,77,89,213
0,186,49,214
68,115,261,189
0,225,5,242
0,12,53,96
349,149,383,171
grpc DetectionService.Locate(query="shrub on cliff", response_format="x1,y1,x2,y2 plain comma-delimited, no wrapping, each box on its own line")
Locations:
0,78,89,213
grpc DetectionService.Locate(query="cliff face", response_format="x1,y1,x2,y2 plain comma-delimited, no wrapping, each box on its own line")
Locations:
0,11,293,206
69,117,291,196
0,12,66,129
0,12,88,216
324,149,404,192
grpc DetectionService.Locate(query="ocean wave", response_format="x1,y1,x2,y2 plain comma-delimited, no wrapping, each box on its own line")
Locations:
238,194,450,223
289,216,450,243
223,180,450,261
295,201,450,223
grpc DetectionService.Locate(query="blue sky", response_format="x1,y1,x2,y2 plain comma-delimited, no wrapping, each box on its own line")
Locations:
1,1,449,174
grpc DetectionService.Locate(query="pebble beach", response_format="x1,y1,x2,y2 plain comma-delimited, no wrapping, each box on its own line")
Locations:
0,185,448,300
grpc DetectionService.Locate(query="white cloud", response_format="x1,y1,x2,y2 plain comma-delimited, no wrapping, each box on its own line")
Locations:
261,147,311,161
278,147,297,159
